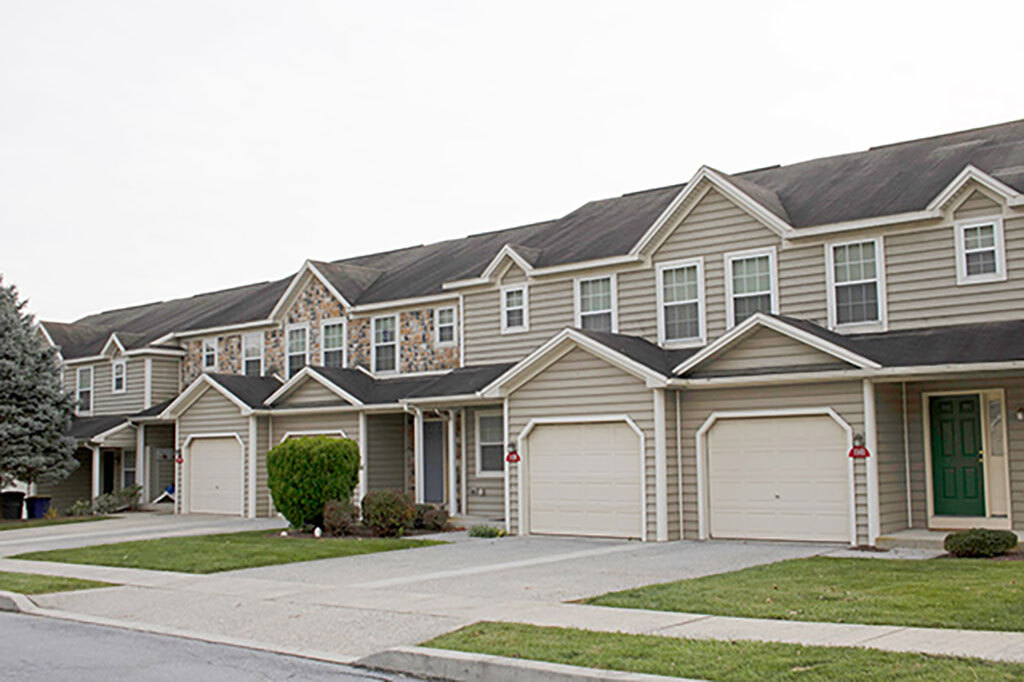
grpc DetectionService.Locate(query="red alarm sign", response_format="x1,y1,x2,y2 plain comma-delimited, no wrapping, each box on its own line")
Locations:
848,446,870,458
505,451,520,463
175,455,184,464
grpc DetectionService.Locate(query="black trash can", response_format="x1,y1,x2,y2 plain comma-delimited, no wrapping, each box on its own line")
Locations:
1,491,25,520
25,496,52,519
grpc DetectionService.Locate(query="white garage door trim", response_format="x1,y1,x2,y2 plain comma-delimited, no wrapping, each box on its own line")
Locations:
695,408,856,546
183,433,245,516
278,429,348,443
517,415,647,541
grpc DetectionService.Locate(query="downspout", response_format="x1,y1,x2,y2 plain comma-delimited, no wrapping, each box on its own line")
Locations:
675,390,683,540
405,404,425,503
460,407,468,516
446,409,458,516
902,381,912,528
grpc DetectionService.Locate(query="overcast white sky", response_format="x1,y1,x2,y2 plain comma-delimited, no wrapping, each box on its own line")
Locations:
2,1,1023,322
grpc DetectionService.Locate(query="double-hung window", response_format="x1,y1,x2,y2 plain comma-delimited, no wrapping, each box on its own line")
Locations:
501,285,528,333
76,367,93,415
202,338,217,371
373,315,398,373
575,275,616,332
286,324,308,378
321,319,346,368
827,238,885,328
111,359,126,393
725,248,777,327
122,451,136,488
657,258,704,345
476,412,505,476
435,307,456,346
955,217,1006,285
242,332,263,377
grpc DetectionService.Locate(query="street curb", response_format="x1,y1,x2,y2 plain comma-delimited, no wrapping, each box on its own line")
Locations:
0,590,37,613
358,645,701,681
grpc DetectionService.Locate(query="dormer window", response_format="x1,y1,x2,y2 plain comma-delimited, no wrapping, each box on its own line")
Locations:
501,285,528,333
76,367,93,415
955,218,1006,285
202,339,217,371
111,359,126,393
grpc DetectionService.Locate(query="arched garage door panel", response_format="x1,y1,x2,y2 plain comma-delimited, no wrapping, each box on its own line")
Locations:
189,437,243,515
528,421,642,539
708,416,848,542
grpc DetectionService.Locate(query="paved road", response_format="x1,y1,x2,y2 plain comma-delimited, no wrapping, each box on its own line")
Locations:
0,612,423,681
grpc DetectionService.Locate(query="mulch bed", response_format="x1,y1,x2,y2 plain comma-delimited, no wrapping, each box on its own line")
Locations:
280,524,464,540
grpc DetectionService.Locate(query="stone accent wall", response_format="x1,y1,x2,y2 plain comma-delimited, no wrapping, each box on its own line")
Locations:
182,339,203,386
348,318,371,370
221,334,242,374
285,277,345,367
264,328,285,377
400,309,459,373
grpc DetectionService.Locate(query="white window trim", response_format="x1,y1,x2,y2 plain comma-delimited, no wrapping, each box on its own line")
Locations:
475,410,505,478
111,358,127,394
954,216,1007,285
371,314,400,375
242,331,264,376
434,307,457,347
824,236,888,332
77,367,93,416
723,246,779,329
500,284,529,334
285,323,310,379
320,318,347,367
655,257,706,348
573,273,618,333
202,338,217,371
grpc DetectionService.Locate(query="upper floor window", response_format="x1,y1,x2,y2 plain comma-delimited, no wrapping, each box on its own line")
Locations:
725,248,777,328
76,367,93,415
476,411,505,476
111,359,126,393
435,307,456,346
202,338,217,371
373,315,398,374
322,319,346,368
575,274,616,333
242,332,263,377
286,324,308,378
827,238,886,328
501,285,528,333
657,258,705,346
955,217,1006,285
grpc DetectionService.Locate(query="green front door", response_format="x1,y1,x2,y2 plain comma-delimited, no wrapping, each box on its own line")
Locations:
930,395,985,516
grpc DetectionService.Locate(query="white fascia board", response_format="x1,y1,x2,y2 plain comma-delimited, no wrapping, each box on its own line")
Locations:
264,367,364,407
125,347,187,358
268,261,350,322
349,292,460,313
91,419,135,444
161,374,253,418
672,313,880,375
99,333,126,358
927,165,1023,211
37,323,57,348
480,244,535,281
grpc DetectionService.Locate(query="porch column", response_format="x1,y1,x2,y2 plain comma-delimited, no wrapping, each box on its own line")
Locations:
653,389,668,542
447,410,457,516
863,379,881,545
91,446,101,498
135,425,146,496
460,408,468,516
412,407,424,503
358,412,368,503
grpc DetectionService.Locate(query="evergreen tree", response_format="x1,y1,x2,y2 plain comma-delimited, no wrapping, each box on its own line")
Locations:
0,277,78,488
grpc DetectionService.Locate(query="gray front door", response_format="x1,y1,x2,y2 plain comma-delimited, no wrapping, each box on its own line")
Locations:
423,421,445,504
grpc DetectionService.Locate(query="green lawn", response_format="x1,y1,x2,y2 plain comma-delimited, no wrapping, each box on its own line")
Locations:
586,556,1024,631
13,530,445,573
0,516,110,532
0,570,113,594
426,622,1024,681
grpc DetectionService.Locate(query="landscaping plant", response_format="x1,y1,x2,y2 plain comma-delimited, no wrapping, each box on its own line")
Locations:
267,436,360,528
468,524,506,538
361,488,414,537
322,499,360,537
944,528,1019,558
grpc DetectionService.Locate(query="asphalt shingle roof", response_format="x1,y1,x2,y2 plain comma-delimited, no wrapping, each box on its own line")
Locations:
67,415,130,441
207,374,283,408
308,363,514,405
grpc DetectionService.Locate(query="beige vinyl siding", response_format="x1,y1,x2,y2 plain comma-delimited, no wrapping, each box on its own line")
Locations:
507,347,656,539
875,382,909,533
365,413,405,491
901,375,1024,530
91,357,146,414
255,416,270,515
463,278,574,365
679,381,867,543
464,404,506,520
175,388,250,516
37,449,92,513
270,412,360,443
150,357,181,405
500,264,527,285
954,190,1002,220
144,424,176,503
691,327,850,377
666,390,681,540
277,380,348,407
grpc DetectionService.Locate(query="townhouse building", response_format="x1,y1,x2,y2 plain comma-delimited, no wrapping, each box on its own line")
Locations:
38,119,1024,546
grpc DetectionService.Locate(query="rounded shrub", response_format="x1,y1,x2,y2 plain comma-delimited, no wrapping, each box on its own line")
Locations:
421,507,449,532
323,499,360,537
362,489,414,537
267,436,360,528
944,528,1019,558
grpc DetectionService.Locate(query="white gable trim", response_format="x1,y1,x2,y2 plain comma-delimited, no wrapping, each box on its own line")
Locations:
37,323,63,362
160,374,254,419
99,333,127,358
91,419,136,444
480,328,668,399
264,366,364,407
268,260,351,322
672,312,881,375
927,165,1024,212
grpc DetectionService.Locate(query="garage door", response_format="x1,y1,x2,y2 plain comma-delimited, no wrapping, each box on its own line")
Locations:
527,421,642,539
707,416,849,542
189,437,243,515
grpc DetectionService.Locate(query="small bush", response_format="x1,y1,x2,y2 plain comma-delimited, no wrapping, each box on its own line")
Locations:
468,524,506,538
267,436,360,528
362,489,414,537
323,499,360,537
944,528,1019,558
90,485,143,514
413,503,433,529
421,507,449,532
66,499,92,517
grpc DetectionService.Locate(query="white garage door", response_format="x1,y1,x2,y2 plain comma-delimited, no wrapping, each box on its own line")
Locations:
707,416,849,542
189,437,243,515
527,421,643,539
